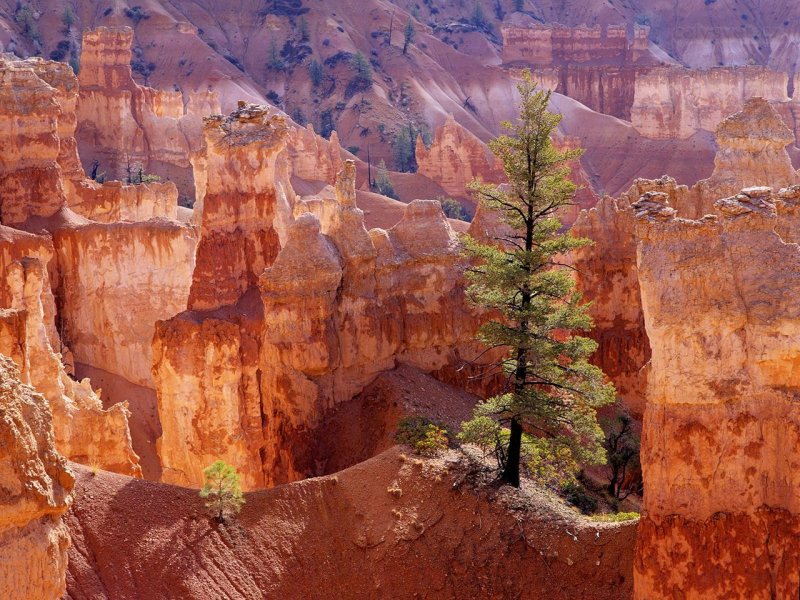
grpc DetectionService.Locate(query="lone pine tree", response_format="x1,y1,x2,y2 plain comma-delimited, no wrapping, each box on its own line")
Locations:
200,460,245,522
461,70,615,487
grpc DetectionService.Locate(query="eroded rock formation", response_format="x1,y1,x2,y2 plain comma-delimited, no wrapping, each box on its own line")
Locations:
634,186,800,599
501,22,660,119
154,150,481,488
0,354,73,600
188,102,291,311
0,56,68,225
631,66,797,140
415,114,504,198
56,218,197,390
76,27,217,195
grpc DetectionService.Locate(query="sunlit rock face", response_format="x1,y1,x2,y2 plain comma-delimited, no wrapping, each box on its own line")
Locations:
501,23,656,120
571,98,800,416
633,187,800,599
0,56,68,225
75,26,216,193
55,219,197,391
154,152,483,489
630,66,792,140
0,354,74,600
415,114,504,198
188,102,291,312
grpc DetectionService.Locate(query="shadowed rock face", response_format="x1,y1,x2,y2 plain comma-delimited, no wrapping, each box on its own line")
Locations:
0,354,74,600
633,186,800,599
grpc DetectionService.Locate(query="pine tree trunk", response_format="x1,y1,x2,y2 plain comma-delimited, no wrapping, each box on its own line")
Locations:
501,418,522,487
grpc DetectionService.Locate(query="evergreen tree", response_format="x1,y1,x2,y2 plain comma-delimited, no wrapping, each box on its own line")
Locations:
460,71,615,487
392,123,420,172
199,460,245,522
402,19,415,55
373,159,398,199
308,58,323,87
351,51,372,85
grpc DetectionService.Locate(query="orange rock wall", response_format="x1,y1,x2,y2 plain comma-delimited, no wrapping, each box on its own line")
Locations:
0,354,74,600
634,187,800,599
55,220,197,389
631,66,794,139
76,27,217,189
188,103,291,311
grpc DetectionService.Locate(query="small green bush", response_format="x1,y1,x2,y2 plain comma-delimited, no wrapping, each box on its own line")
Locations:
562,481,597,515
395,416,449,457
124,6,150,25
589,512,639,522
439,197,471,221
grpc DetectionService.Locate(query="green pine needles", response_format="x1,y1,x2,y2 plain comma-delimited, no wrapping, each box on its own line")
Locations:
200,460,245,522
459,71,616,487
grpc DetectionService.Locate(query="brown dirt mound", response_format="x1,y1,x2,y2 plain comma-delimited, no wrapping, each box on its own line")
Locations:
298,365,479,477
65,447,635,600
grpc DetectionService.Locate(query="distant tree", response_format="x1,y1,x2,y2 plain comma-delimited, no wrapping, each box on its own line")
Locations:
392,123,420,172
319,109,335,139
402,19,415,55
308,58,323,87
351,51,372,84
124,6,150,25
200,461,245,522
268,39,286,71
373,160,398,199
298,16,310,42
438,197,471,221
603,410,642,501
62,6,76,32
470,2,488,29
459,71,615,487
514,0,525,12
346,51,373,97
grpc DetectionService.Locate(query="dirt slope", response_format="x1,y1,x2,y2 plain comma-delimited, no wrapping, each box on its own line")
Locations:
65,447,636,599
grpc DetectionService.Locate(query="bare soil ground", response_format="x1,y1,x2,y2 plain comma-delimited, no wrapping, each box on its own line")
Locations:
65,446,635,600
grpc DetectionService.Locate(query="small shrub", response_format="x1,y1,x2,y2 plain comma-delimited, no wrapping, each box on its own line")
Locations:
439,197,471,221
49,40,71,62
346,51,372,98
124,6,150,25
395,416,449,457
562,480,597,515
319,109,335,139
590,512,639,522
372,160,398,199
308,58,323,87
266,90,282,107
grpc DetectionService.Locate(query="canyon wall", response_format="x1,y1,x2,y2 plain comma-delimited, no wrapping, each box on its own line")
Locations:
631,66,794,139
76,26,217,193
0,354,73,600
0,56,68,225
501,23,657,119
55,219,197,389
572,98,800,415
415,114,504,199
634,186,800,599
154,153,481,489
0,55,141,476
